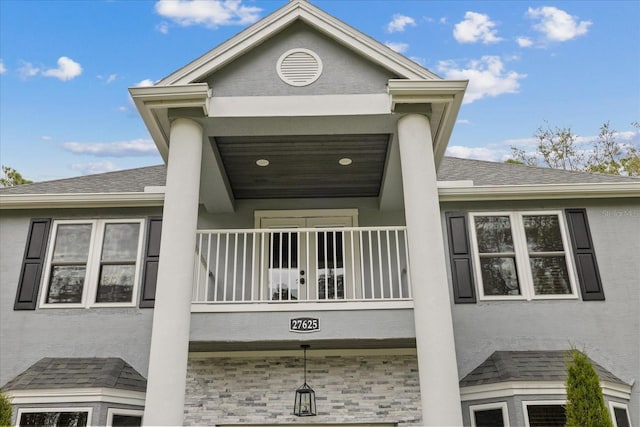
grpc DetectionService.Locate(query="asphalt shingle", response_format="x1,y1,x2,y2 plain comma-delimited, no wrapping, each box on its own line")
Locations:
459,350,627,387
1,157,637,196
1,357,147,392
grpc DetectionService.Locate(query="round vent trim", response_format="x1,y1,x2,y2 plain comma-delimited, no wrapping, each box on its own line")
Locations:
277,48,323,87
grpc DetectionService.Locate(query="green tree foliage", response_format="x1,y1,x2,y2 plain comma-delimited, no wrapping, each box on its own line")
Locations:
0,392,11,427
508,121,640,176
0,165,33,187
564,348,613,427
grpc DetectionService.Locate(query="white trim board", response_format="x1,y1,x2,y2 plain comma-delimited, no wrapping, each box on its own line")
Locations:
6,388,146,406
460,380,631,401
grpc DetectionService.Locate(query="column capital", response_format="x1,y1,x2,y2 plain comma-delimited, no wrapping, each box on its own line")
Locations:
389,79,467,164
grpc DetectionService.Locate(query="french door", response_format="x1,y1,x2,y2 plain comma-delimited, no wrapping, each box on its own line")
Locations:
258,213,360,302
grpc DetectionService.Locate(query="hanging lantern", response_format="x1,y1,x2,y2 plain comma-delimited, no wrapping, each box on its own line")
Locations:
293,345,317,416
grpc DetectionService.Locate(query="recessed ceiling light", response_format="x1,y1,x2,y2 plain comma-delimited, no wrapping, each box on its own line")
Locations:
256,159,270,167
338,158,352,166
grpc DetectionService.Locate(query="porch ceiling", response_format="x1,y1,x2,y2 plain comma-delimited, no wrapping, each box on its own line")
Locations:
213,134,390,199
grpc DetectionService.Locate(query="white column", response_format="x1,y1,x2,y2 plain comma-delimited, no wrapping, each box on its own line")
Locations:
397,113,463,426
143,118,203,426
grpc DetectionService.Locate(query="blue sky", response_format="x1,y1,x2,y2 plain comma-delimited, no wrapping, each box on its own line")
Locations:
1,0,638,182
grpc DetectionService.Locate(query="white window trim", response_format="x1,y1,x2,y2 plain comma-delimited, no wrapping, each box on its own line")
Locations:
106,408,144,427
469,210,579,301
15,406,93,427
522,400,566,427
469,401,510,427
39,219,145,309
609,401,632,427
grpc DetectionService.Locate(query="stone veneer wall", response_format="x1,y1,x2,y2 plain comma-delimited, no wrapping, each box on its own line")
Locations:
184,354,422,425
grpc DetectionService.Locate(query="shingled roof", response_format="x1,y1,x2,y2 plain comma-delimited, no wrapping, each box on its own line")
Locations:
0,165,166,195
1,357,147,392
0,157,637,196
459,350,628,387
438,157,640,185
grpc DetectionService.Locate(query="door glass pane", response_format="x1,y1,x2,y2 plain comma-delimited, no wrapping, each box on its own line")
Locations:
523,215,564,252
480,257,520,296
475,216,513,253
101,223,140,261
269,232,298,300
530,256,571,294
473,408,505,427
19,411,88,427
96,264,136,302
52,224,92,262
317,231,344,299
526,405,566,427
47,266,86,303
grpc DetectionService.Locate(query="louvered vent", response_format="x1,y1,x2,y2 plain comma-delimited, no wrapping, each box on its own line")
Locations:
277,48,323,87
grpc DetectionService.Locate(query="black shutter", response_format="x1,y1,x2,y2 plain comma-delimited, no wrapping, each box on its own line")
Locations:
14,218,51,310
139,217,162,308
565,208,604,301
445,212,476,303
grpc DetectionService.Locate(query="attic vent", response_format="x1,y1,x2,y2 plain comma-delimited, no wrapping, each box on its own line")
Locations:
277,48,323,87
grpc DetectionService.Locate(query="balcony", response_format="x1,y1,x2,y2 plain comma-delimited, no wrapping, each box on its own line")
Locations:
191,226,413,312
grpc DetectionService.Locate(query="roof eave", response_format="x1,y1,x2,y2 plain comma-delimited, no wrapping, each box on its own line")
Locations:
128,84,209,162
389,79,468,166
438,182,640,202
0,192,165,210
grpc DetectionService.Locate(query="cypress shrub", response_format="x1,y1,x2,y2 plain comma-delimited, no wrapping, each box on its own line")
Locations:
565,348,613,427
0,392,11,427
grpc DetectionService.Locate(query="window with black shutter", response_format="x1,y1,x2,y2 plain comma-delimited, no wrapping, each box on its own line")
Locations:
14,218,51,310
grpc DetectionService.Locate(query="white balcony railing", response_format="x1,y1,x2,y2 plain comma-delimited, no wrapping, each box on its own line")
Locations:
192,226,412,304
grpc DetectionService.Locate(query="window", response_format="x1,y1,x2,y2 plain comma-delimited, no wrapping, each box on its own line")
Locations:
17,408,91,427
610,402,632,427
40,219,144,308
106,408,143,427
523,402,566,427
469,211,577,300
470,402,509,427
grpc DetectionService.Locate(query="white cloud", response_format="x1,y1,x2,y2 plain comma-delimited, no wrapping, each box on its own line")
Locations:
106,74,117,84
41,135,53,141
156,21,170,34
42,56,83,81
18,61,40,79
445,145,506,162
71,161,118,175
385,42,409,53
457,119,471,125
387,14,416,33
440,17,448,24
437,56,526,104
527,6,591,42
453,11,502,44
135,78,155,87
61,138,158,157
0,60,5,74
516,37,533,48
155,0,262,28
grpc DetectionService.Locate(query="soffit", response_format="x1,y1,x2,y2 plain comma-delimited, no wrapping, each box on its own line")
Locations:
213,134,390,199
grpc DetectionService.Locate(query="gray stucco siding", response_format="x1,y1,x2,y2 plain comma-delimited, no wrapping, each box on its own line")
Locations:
0,209,158,387
204,21,396,97
189,308,415,347
443,199,640,426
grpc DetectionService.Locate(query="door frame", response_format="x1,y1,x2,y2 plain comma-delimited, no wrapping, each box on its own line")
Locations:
255,209,360,301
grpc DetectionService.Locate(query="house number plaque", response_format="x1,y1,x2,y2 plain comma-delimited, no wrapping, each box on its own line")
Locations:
290,317,320,333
